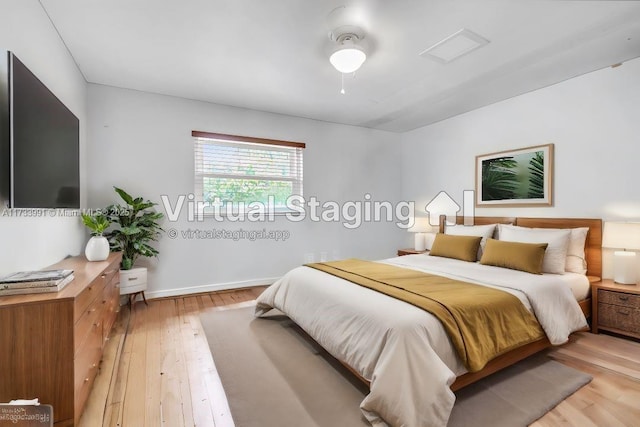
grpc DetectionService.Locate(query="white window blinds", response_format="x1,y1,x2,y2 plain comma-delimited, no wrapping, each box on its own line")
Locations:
193,131,304,213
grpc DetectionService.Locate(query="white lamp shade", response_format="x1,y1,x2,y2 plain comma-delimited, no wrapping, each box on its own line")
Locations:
407,217,434,233
602,222,640,250
329,47,366,73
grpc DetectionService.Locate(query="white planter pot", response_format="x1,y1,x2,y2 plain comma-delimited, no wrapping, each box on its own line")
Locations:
85,235,110,261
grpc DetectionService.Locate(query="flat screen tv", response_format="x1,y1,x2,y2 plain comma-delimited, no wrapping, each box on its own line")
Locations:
0,53,9,207
0,50,80,209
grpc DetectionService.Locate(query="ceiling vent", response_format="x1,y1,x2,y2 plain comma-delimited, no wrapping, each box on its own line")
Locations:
420,29,489,64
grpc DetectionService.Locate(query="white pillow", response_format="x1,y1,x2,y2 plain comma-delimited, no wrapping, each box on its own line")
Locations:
566,227,589,274
445,224,497,260
493,223,513,240
498,224,571,274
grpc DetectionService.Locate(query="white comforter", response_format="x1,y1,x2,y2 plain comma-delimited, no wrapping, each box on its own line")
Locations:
255,255,588,427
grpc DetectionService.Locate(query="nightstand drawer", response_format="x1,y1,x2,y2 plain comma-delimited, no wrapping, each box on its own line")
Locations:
598,289,640,308
120,270,146,287
598,303,640,333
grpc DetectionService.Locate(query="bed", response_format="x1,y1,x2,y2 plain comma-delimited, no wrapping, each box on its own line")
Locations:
255,217,602,427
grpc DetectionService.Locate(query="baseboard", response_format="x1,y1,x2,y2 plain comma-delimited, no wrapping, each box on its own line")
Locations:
144,277,280,300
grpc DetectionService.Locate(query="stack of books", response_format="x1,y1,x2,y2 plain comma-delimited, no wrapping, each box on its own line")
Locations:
0,269,75,296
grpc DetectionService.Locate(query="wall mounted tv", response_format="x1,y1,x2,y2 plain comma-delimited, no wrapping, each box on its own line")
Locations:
0,50,80,209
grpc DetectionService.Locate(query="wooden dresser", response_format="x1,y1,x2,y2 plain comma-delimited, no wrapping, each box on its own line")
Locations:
0,253,121,426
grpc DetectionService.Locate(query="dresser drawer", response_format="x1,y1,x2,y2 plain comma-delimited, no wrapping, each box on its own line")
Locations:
74,321,103,417
74,296,105,355
598,303,640,333
75,275,107,323
598,289,640,308
101,275,120,345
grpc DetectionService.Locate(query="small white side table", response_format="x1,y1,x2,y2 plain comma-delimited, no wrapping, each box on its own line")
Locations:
119,267,148,307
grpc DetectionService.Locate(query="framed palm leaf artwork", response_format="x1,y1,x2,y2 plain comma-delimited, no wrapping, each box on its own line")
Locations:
475,144,554,207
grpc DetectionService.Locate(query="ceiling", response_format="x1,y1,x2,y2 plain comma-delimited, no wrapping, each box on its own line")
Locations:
39,0,640,132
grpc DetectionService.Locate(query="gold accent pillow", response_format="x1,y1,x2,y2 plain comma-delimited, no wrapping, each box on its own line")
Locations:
480,238,548,274
429,234,482,262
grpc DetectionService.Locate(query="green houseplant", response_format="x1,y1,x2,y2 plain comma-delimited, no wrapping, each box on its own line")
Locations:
81,212,111,261
81,212,110,235
104,187,164,270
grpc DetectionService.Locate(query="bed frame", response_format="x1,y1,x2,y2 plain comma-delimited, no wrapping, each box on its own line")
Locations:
439,216,602,390
338,216,602,392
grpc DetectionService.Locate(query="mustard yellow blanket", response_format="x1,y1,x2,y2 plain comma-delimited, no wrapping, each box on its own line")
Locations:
306,259,545,372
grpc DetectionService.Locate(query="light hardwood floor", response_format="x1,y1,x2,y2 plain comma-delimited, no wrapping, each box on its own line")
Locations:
80,287,640,427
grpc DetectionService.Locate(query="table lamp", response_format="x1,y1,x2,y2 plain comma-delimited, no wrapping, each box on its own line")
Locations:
408,217,434,251
602,221,640,285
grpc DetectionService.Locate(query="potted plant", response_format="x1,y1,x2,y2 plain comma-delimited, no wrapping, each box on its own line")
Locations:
104,187,164,304
81,212,111,261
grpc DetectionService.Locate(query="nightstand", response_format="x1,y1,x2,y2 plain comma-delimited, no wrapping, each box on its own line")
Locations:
397,248,428,256
119,267,148,307
592,279,640,339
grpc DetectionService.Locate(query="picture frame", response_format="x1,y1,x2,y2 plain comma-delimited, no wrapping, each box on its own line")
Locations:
475,143,554,207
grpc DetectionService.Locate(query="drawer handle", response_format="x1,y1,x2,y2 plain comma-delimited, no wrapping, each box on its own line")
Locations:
618,296,629,301
84,378,89,383
617,310,630,316
128,277,138,281
101,274,106,279
89,308,96,313
92,363,97,368
94,322,101,328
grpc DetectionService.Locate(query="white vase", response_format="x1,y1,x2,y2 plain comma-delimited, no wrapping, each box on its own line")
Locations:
85,235,110,261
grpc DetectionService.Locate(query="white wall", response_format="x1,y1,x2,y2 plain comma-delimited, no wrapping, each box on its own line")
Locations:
402,57,640,277
0,0,87,275
8,1,632,286
87,84,405,297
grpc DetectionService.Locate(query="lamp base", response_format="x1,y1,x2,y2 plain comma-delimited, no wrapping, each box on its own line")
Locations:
414,233,426,251
613,251,637,285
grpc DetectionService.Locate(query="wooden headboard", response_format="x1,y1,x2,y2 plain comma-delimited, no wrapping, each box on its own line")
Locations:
438,216,602,279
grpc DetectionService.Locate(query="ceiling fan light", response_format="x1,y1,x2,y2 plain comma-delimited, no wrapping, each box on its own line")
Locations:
329,47,366,74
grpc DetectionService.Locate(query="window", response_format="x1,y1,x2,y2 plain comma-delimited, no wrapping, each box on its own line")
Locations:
193,131,305,214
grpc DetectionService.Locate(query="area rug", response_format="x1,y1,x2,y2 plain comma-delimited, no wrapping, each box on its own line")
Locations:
200,306,591,427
